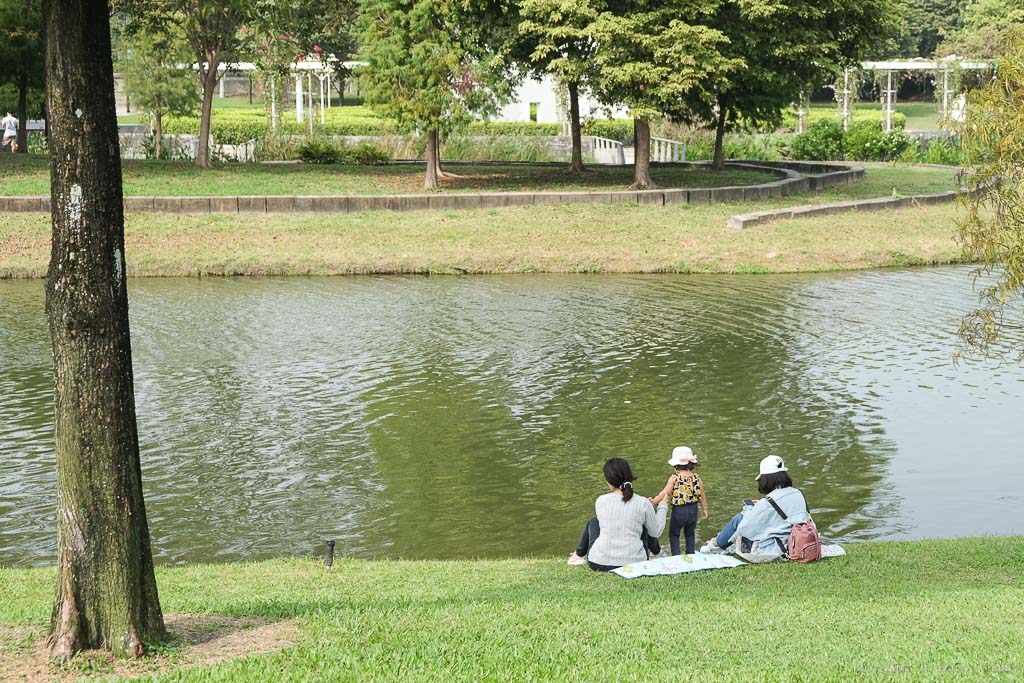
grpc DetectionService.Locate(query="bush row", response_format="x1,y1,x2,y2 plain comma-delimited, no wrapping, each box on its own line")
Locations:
259,134,564,164
788,120,962,164
160,106,638,145
781,108,907,132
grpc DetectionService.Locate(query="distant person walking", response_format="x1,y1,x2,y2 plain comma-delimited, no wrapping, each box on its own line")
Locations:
1,112,18,152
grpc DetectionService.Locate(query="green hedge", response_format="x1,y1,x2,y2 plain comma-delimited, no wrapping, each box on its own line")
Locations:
162,105,640,145
467,121,561,136
782,107,907,132
582,119,634,144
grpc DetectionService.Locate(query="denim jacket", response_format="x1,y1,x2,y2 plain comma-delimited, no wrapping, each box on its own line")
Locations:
732,486,811,558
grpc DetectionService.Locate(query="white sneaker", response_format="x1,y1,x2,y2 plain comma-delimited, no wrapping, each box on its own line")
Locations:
699,541,724,555
567,552,587,566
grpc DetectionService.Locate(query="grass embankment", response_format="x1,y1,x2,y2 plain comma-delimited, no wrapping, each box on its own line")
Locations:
0,165,963,278
1,538,1021,681
0,156,773,196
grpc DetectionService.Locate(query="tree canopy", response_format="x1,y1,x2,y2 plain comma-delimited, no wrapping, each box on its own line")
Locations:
957,28,1024,357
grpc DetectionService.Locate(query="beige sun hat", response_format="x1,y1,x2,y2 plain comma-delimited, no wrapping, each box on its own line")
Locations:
667,446,698,466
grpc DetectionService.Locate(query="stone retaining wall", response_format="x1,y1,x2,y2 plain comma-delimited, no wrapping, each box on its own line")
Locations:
0,161,864,214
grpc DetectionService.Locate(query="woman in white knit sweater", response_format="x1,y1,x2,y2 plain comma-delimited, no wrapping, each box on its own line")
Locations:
568,458,669,571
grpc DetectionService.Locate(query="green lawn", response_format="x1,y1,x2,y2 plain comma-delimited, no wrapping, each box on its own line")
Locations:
0,165,961,278
1,538,1021,681
0,156,775,196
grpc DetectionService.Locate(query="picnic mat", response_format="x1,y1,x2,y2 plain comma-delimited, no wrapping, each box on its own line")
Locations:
611,544,846,579
611,553,747,578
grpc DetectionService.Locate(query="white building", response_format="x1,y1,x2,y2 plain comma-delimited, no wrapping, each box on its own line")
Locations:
496,75,628,125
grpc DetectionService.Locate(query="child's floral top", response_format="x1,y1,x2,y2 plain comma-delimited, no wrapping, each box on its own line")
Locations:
671,473,703,506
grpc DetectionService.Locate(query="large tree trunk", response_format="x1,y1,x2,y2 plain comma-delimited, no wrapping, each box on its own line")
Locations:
196,66,218,169
17,63,28,153
44,0,166,660
712,104,727,171
631,117,655,189
567,80,584,174
425,127,439,190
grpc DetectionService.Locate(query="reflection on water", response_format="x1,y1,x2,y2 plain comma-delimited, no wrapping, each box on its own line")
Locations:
1,268,1022,568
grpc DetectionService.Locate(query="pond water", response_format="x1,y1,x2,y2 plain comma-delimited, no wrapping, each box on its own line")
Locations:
2,268,1023,568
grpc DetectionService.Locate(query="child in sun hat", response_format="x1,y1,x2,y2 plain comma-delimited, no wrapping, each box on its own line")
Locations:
650,446,709,555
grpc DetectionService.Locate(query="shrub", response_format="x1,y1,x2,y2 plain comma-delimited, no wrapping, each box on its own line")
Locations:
347,142,391,165
253,134,302,161
296,138,343,164
842,121,912,161
295,138,394,165
917,138,962,165
790,120,844,160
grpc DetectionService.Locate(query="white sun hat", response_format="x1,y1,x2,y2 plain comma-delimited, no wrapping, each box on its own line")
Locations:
667,446,698,466
755,455,788,480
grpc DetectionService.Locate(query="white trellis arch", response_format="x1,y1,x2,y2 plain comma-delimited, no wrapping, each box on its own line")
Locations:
839,59,992,132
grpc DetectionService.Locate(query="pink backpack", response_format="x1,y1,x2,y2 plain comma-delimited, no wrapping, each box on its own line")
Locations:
766,493,822,563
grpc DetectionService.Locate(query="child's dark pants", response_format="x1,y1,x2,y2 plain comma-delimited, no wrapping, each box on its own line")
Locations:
670,502,698,555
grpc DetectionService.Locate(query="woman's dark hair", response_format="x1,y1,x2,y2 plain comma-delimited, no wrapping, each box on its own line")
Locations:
604,458,635,502
674,463,696,471
757,471,793,495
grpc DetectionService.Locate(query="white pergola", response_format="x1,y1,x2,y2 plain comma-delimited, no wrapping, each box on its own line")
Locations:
830,58,992,132
213,59,363,131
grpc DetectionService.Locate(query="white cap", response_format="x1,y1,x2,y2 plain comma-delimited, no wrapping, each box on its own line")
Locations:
755,455,787,480
668,446,698,466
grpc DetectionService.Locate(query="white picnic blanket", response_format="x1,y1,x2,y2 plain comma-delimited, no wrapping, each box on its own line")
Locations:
611,544,846,579
611,553,747,578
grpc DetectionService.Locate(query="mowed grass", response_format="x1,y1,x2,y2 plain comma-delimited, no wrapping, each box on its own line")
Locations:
0,156,774,196
1,538,1022,681
0,165,963,278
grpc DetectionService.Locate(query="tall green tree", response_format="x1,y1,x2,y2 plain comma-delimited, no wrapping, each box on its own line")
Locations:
956,28,1024,357
120,0,249,168
0,0,45,153
587,0,734,188
520,0,599,173
45,0,165,659
122,27,197,158
684,0,892,170
888,0,967,58
940,0,1024,59
358,0,513,189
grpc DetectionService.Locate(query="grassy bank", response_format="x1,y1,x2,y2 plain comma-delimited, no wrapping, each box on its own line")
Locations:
0,157,774,197
1,538,1022,681
0,164,962,278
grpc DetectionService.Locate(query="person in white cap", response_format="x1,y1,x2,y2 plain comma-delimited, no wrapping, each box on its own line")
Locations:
698,455,811,560
649,446,709,555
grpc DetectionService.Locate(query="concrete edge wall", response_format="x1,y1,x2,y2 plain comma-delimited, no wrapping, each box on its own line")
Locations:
727,184,972,230
0,161,864,215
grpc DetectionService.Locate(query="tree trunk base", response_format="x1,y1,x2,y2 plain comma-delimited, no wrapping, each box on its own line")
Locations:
566,161,587,174
628,180,657,190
